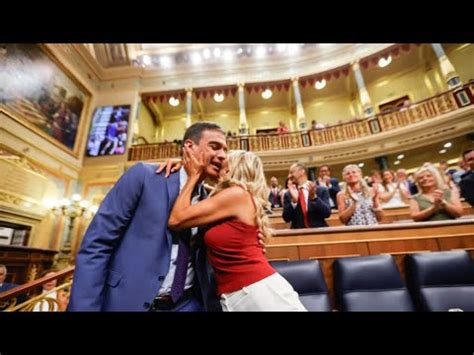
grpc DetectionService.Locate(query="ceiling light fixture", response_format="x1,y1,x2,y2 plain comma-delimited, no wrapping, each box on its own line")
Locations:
378,56,392,68
213,93,224,103
315,79,326,90
261,89,272,99
169,97,179,107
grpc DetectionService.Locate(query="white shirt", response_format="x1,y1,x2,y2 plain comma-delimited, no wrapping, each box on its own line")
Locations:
378,183,406,208
157,168,203,296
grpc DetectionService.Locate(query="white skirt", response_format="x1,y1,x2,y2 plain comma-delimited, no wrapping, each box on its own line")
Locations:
220,273,307,312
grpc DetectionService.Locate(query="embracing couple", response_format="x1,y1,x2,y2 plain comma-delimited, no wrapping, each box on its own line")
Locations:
68,122,306,312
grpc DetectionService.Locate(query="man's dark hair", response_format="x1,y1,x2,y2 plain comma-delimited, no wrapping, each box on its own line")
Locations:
319,165,330,172
462,148,473,160
182,121,224,146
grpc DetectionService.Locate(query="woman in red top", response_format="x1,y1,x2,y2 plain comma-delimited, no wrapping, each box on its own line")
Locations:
169,148,306,311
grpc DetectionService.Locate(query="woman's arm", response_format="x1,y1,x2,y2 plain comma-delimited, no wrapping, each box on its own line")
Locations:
409,198,439,221
168,145,246,230
337,191,356,224
371,187,384,222
379,185,398,203
443,187,463,218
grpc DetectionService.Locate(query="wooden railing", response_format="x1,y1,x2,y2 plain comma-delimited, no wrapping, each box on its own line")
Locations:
0,266,74,311
128,82,474,161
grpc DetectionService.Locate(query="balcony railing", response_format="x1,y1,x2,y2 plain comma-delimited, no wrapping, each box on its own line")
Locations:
129,82,474,161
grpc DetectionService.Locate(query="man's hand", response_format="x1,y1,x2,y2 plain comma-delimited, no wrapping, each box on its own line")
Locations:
288,180,299,203
308,181,317,200
156,158,182,177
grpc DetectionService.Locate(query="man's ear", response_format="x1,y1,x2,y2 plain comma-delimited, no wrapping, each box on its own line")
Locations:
183,139,194,149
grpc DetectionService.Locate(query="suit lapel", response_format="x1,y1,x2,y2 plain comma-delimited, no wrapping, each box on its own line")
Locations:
166,169,180,213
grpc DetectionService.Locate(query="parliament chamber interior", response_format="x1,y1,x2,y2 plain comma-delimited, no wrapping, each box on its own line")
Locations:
0,43,473,312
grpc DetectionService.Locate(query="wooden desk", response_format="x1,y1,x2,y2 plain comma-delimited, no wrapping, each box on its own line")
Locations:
266,218,474,309
0,245,57,285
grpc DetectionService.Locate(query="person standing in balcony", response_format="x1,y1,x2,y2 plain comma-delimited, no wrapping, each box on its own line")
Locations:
276,121,289,134
337,164,383,226
283,163,331,229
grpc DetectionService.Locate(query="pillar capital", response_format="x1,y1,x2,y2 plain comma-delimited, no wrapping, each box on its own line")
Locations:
237,82,245,88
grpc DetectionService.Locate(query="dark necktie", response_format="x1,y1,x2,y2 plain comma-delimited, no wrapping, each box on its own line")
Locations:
170,228,191,303
169,185,203,303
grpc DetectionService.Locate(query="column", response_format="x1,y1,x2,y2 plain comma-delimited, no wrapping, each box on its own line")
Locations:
185,88,193,128
351,61,374,117
431,44,462,89
291,77,307,130
237,83,249,135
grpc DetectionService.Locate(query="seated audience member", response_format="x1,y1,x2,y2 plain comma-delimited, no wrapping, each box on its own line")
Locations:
378,169,410,208
276,121,289,134
32,270,68,312
283,163,331,229
410,164,463,222
337,164,383,226
268,176,282,209
0,265,28,309
316,165,340,209
460,148,474,206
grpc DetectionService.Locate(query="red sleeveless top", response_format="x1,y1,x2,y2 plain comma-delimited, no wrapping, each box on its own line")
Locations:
204,191,275,295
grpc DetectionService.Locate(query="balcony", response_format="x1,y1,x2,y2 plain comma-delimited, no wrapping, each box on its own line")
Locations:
128,82,474,168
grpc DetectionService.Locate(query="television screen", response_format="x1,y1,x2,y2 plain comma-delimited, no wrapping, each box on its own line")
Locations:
86,105,131,156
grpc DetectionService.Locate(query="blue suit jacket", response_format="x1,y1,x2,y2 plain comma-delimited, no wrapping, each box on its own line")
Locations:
282,186,331,228
316,178,340,208
68,163,220,311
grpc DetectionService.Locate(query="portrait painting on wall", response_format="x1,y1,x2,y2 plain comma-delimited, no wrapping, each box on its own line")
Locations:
0,43,89,155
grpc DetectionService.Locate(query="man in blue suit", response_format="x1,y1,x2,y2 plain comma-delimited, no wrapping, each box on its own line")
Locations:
283,163,331,229
68,122,232,312
315,165,340,209
0,265,18,293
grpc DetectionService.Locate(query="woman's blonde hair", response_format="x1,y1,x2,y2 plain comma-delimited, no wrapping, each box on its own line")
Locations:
210,150,272,241
414,163,445,191
341,164,371,198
